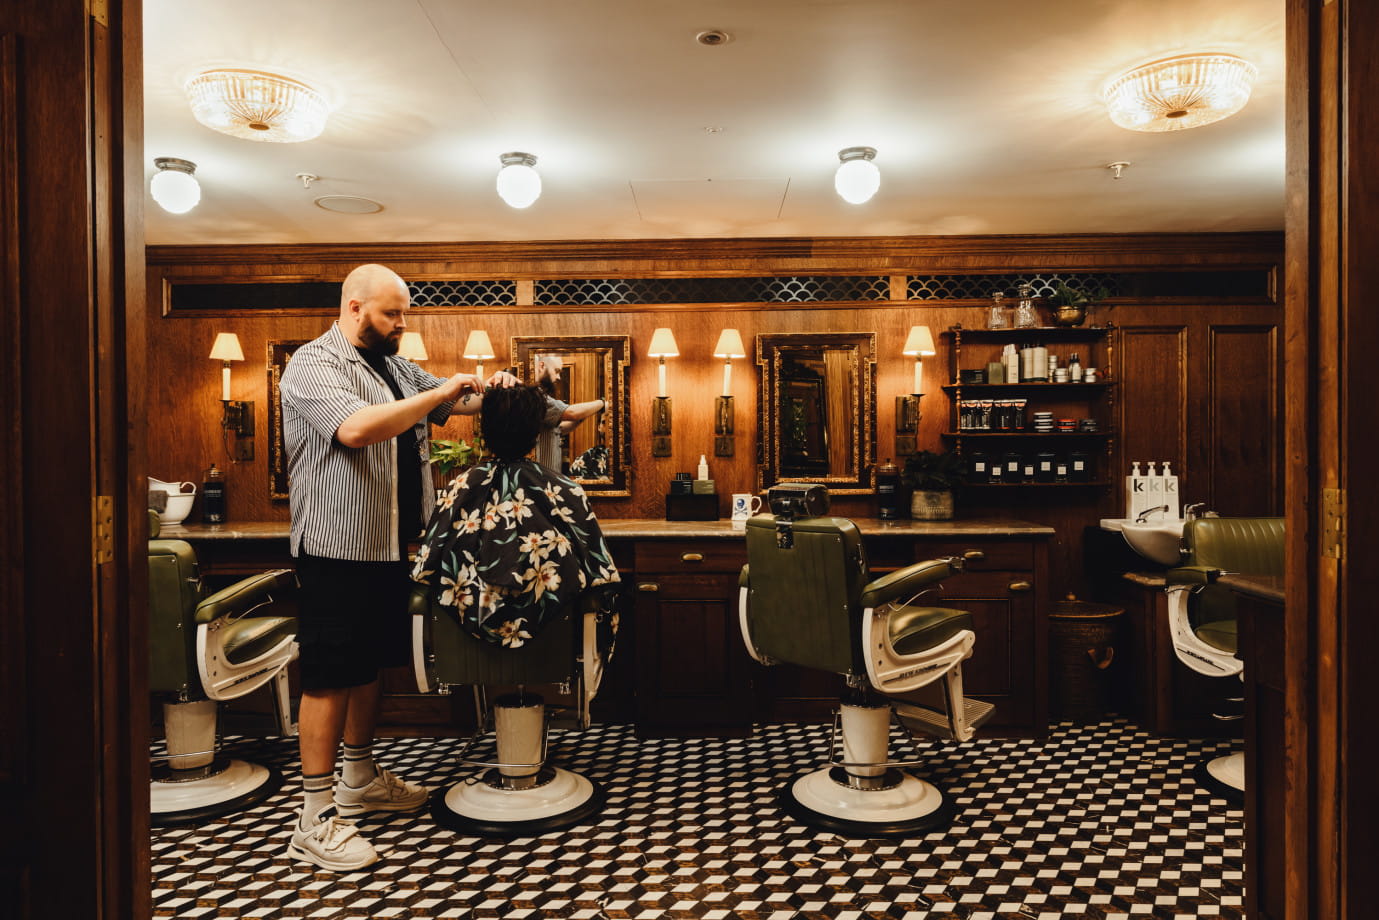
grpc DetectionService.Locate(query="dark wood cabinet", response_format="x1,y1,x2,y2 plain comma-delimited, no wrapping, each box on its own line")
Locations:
627,540,755,735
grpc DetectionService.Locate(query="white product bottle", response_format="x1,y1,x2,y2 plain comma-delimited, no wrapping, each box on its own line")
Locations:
1162,461,1180,519
697,454,709,480
1031,342,1049,381
1145,461,1164,517
1004,344,1020,386
1127,461,1145,519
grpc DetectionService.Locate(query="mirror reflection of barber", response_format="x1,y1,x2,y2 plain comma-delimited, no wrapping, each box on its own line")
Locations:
534,353,605,473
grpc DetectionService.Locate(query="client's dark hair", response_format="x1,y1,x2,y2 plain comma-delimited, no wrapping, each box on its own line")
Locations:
480,385,548,461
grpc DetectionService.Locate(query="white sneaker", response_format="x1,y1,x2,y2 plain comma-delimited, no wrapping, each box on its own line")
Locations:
286,807,379,871
334,766,429,816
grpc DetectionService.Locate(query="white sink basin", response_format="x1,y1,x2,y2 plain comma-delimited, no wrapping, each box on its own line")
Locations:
1100,518,1186,565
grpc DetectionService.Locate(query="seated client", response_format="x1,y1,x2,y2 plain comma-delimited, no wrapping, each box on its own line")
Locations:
411,385,620,646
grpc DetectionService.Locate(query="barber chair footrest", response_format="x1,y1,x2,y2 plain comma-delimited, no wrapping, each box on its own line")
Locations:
894,697,995,741
780,767,955,837
431,766,605,838
1193,751,1245,804
150,759,282,828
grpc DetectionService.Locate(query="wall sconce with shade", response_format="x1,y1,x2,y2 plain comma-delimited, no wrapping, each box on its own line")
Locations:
648,328,679,457
397,332,428,362
712,328,745,457
896,325,935,457
209,333,254,460
462,330,495,376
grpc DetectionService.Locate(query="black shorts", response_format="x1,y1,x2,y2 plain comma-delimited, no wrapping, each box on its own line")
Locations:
294,552,413,691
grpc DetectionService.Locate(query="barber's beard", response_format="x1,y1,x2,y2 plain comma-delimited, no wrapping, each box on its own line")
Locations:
538,374,557,395
360,321,400,356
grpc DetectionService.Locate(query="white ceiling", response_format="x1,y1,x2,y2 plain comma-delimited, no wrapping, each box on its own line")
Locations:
142,0,1286,246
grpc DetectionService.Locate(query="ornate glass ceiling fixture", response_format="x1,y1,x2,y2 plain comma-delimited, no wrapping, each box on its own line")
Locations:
1103,53,1258,133
185,69,329,143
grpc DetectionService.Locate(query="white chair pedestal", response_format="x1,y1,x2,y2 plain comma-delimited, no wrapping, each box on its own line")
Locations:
431,691,604,838
1194,750,1246,804
149,698,282,827
781,699,955,837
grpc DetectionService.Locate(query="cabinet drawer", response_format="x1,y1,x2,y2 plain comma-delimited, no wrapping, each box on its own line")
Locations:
634,541,746,574
912,539,1033,572
940,569,1036,598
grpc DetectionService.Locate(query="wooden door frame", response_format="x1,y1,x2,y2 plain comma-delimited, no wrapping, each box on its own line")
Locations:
1284,1,1374,917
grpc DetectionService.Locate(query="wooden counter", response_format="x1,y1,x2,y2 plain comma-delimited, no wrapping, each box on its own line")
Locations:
163,517,1054,736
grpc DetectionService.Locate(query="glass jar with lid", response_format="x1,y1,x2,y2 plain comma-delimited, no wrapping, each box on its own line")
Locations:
1013,283,1039,328
986,291,1010,329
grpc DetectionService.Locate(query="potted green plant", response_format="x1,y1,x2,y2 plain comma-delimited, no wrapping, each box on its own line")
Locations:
430,437,484,489
1046,281,1108,327
903,449,966,520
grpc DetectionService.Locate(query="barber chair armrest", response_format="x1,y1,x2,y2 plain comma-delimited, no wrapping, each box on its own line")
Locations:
1165,565,1221,588
860,558,960,610
739,564,749,588
195,569,297,625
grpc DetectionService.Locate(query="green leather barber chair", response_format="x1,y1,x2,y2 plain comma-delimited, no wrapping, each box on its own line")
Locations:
1165,515,1284,800
738,512,994,836
410,587,615,837
148,511,298,826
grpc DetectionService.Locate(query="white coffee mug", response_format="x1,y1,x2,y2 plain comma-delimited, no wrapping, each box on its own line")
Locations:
731,493,763,528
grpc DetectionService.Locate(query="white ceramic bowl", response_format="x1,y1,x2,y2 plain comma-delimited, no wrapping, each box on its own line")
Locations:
159,493,195,525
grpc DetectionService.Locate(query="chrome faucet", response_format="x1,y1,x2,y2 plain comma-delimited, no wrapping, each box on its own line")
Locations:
1135,504,1171,523
1183,502,1208,521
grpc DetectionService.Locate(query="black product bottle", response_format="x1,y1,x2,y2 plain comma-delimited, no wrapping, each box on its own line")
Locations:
876,459,901,520
203,464,226,524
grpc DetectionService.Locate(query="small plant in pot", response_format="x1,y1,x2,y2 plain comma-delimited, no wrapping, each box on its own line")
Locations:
430,437,484,490
903,449,966,520
1046,281,1108,327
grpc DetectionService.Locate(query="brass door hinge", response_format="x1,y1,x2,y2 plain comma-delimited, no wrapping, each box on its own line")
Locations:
93,495,114,564
1322,487,1346,560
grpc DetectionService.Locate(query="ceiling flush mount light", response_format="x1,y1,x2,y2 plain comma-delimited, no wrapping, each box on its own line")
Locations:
834,146,880,204
496,152,541,209
1103,53,1258,133
185,69,329,143
150,157,201,214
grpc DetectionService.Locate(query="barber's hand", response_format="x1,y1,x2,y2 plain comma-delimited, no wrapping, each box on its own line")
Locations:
486,370,519,388
440,372,485,401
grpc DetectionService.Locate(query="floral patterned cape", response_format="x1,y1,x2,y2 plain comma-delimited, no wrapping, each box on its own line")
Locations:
411,459,621,648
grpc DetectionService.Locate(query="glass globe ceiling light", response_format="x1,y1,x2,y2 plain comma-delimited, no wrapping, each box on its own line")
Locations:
150,157,201,214
185,69,329,143
496,152,541,208
1103,53,1258,133
834,146,880,204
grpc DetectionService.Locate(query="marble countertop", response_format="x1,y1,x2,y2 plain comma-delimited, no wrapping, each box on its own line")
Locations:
162,517,1055,541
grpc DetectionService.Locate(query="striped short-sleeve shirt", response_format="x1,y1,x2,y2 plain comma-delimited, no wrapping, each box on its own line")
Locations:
279,323,456,562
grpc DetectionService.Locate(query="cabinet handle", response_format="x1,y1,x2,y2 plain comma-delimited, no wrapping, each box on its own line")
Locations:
1008,580,1032,593
680,553,704,563
962,550,986,561
637,583,660,593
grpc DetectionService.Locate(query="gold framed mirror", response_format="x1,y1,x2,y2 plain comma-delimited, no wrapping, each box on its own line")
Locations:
756,332,876,494
511,335,631,497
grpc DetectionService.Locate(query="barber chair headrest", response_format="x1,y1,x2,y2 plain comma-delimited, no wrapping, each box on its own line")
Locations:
767,483,830,548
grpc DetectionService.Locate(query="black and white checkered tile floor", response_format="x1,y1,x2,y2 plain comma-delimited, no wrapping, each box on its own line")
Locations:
151,718,1244,919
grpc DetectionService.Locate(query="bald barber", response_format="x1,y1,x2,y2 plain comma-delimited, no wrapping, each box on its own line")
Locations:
279,263,512,870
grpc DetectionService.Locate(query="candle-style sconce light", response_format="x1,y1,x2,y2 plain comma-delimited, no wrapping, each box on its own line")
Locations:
209,332,254,461
398,331,429,362
712,328,746,457
462,329,495,377
896,324,935,457
648,327,679,457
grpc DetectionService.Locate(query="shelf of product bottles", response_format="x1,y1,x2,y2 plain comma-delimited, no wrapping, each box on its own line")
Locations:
963,480,1111,488
940,382,1115,393
943,325,1114,341
942,430,1117,439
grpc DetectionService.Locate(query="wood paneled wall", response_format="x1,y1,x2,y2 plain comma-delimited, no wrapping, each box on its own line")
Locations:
145,233,1283,599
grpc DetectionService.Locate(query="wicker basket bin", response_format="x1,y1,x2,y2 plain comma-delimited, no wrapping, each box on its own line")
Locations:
1049,597,1123,723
